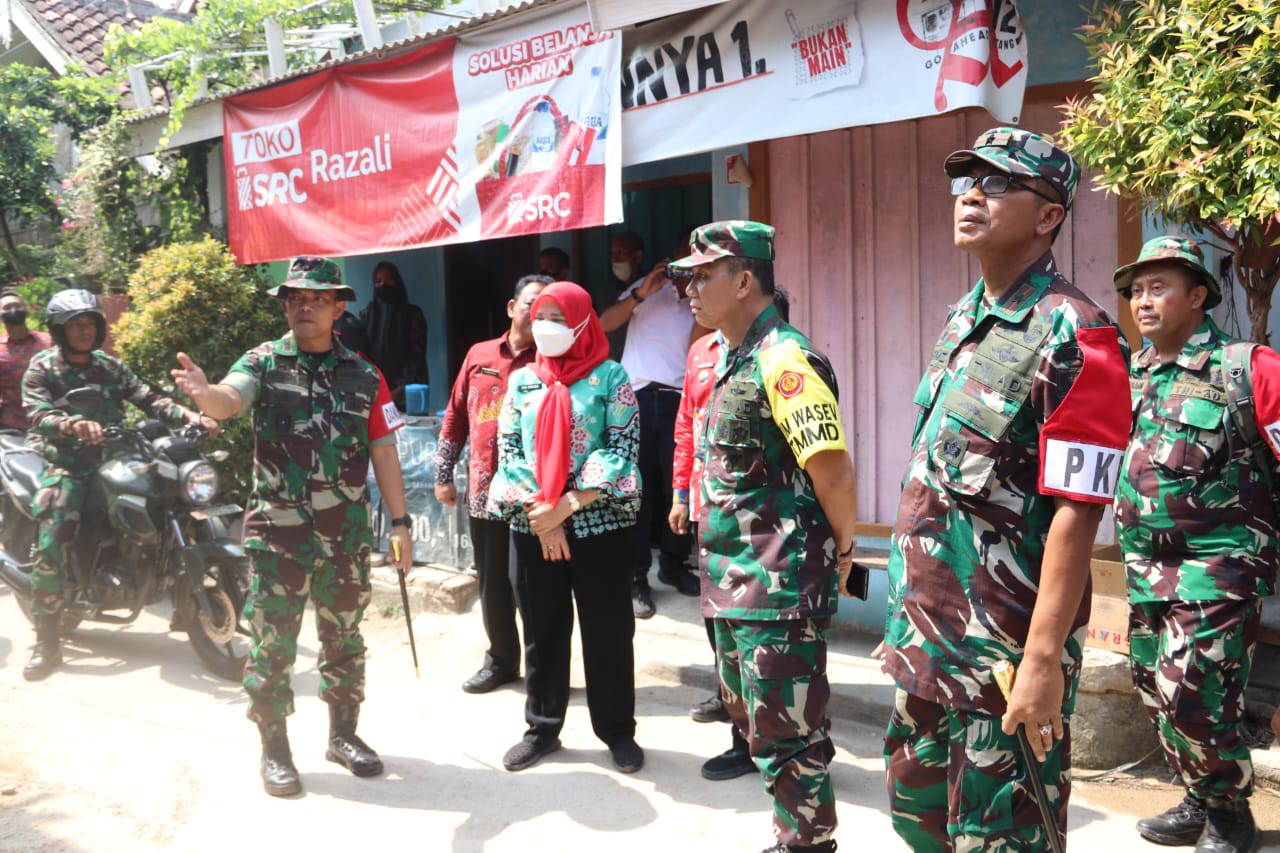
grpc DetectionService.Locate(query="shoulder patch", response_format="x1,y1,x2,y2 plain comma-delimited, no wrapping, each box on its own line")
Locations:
775,370,804,399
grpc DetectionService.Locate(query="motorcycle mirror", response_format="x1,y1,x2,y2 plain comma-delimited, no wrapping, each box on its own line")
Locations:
64,387,104,410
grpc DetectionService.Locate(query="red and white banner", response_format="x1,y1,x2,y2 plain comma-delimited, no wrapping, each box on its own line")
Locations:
621,0,1028,165
224,5,622,264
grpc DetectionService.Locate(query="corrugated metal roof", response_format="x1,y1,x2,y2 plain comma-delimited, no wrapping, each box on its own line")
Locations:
124,0,570,124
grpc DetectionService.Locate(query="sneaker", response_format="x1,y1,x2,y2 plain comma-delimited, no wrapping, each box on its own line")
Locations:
632,577,655,619
1196,797,1257,853
609,739,644,774
1137,793,1208,846
502,737,561,772
689,694,731,723
657,563,700,596
701,745,755,781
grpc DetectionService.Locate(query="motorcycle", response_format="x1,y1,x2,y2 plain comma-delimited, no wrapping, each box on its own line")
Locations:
0,390,251,681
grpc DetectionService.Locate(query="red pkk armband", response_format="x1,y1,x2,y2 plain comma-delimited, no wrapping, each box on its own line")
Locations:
673,489,689,506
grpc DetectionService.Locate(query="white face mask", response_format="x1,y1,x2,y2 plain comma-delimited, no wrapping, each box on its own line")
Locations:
532,317,588,357
611,261,633,282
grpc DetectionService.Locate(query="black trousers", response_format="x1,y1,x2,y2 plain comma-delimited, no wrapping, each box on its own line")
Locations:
633,383,691,578
512,527,636,745
468,514,522,673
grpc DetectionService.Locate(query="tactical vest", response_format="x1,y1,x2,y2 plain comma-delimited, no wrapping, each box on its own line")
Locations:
916,315,1052,497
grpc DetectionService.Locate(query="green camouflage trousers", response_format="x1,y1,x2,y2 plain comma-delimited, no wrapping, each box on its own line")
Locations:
1130,597,1260,802
30,468,91,618
715,617,836,847
242,549,371,723
885,689,1069,852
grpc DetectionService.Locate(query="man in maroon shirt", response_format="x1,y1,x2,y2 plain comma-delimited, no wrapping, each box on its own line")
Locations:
0,289,52,431
435,274,550,693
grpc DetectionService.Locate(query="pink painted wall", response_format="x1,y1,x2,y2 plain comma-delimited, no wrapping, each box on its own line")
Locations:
769,100,1122,526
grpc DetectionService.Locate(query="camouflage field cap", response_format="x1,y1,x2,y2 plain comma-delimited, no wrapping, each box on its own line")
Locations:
1113,235,1221,309
267,255,356,300
944,127,1080,210
668,220,775,270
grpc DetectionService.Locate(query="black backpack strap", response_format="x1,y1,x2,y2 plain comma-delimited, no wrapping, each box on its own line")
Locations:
1223,341,1274,492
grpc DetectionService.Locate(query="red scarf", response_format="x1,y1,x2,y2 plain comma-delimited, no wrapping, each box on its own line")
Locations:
529,282,610,504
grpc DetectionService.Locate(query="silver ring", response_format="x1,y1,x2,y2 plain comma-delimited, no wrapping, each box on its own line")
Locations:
1038,724,1053,738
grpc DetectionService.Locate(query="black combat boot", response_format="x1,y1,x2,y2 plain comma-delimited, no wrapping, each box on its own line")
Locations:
22,615,63,682
1137,792,1208,845
761,840,837,853
325,704,383,777
258,719,302,797
1196,797,1257,853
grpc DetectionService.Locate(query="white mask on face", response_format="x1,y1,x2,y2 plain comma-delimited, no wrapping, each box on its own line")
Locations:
611,261,633,282
532,317,588,357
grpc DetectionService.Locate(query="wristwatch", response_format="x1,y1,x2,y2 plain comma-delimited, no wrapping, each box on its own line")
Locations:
390,514,412,529
630,289,645,304
565,491,582,514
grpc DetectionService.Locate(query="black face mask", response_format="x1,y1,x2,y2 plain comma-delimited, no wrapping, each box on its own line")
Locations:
1,309,27,326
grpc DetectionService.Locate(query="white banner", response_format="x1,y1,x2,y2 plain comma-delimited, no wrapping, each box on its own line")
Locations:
621,0,1028,165
452,3,624,239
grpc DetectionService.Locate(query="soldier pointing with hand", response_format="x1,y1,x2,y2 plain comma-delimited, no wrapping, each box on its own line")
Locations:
172,256,412,798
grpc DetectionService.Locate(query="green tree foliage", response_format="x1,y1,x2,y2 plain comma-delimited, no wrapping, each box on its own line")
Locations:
106,0,448,145
0,66,117,265
1061,1,1280,343
55,119,213,294
114,237,284,502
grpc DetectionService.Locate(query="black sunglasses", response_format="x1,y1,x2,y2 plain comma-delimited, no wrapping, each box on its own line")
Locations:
951,174,1062,206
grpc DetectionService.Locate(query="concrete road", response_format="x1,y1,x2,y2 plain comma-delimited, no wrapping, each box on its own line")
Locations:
1,581,1275,853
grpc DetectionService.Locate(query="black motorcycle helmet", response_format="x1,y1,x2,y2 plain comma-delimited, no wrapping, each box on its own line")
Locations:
46,288,107,352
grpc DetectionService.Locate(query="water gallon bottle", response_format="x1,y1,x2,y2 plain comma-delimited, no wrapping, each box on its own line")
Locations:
405,384,429,416
577,66,610,140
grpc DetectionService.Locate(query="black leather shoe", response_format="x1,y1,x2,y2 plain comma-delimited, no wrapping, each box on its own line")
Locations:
258,720,302,797
632,577,655,619
1196,797,1257,853
609,739,644,774
701,745,755,781
1137,793,1208,845
22,616,62,682
503,737,561,771
657,564,701,596
690,694,731,723
462,666,518,694
325,705,383,777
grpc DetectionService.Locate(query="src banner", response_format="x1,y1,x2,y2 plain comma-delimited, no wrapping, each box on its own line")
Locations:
224,5,622,263
621,0,1028,165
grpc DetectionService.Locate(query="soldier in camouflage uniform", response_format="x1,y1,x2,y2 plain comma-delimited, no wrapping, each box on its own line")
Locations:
882,129,1131,851
670,221,858,853
1113,236,1280,853
20,289,214,682
172,257,413,798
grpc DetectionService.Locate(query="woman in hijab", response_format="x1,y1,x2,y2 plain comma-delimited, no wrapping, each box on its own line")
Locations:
358,261,428,408
487,281,643,774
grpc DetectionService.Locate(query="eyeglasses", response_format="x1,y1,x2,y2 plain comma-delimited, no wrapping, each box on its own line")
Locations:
950,174,1062,206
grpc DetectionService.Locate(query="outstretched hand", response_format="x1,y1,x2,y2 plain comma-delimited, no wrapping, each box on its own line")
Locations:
171,352,210,401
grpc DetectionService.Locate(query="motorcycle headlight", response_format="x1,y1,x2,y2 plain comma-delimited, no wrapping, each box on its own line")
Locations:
178,459,219,506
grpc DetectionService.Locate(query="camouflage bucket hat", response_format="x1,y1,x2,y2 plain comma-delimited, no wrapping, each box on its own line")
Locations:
944,127,1080,210
669,220,775,270
1113,235,1221,309
267,255,356,300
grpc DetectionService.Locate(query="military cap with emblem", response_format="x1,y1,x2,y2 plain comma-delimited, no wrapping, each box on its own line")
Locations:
668,220,776,270
267,255,357,301
944,127,1081,211
1113,235,1221,309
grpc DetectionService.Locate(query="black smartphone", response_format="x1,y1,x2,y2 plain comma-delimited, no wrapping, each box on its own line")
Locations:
844,561,871,600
